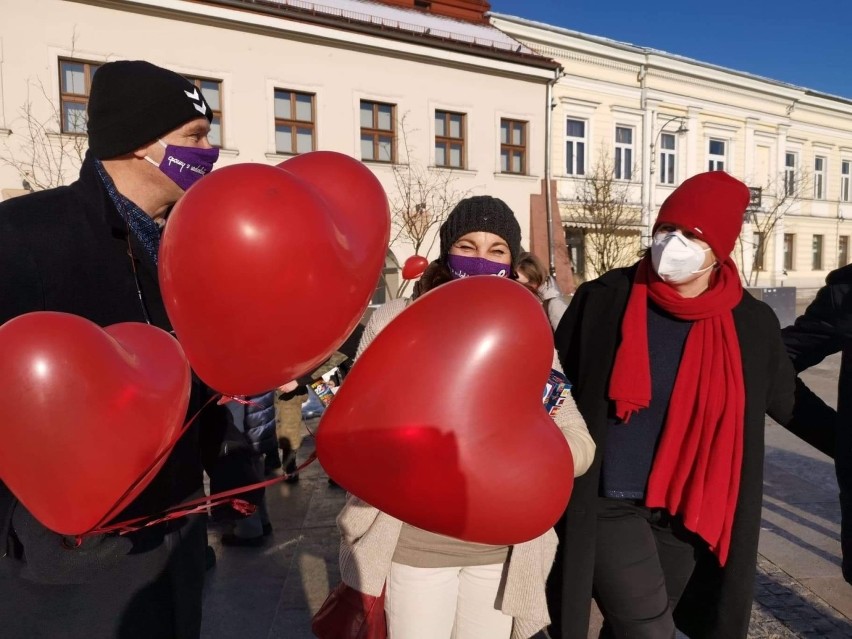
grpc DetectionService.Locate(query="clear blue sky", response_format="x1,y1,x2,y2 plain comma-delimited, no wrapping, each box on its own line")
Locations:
490,0,852,99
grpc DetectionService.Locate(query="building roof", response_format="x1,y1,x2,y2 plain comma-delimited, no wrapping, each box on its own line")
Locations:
491,12,852,107
202,0,557,68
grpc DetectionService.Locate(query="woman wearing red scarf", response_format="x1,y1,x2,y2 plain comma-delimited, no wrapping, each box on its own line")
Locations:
547,172,797,639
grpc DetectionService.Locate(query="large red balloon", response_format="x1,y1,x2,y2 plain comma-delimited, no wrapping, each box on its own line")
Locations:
0,313,190,535
316,277,574,545
402,255,428,280
160,153,389,396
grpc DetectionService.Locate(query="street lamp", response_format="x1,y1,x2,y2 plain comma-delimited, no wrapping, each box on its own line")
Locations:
644,115,689,241
649,115,688,179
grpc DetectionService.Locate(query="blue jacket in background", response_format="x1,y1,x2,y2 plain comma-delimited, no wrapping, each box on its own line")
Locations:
244,391,277,455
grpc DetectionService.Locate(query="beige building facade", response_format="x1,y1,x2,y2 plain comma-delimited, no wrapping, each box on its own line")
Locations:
0,0,558,301
492,14,852,294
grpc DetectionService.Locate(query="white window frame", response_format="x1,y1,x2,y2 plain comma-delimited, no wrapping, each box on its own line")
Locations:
614,125,634,181
708,138,726,171
812,234,824,270
842,160,850,203
784,233,795,272
814,155,827,200
659,132,677,185
565,118,586,176
784,151,798,196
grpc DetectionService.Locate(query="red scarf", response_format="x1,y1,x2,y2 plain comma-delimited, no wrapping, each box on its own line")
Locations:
608,257,745,565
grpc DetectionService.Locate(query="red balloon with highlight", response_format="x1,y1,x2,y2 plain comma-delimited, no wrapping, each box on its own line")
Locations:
160,152,390,396
317,277,574,545
0,313,191,535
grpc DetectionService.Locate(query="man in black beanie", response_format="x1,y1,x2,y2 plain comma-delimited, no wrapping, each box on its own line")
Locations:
0,60,244,639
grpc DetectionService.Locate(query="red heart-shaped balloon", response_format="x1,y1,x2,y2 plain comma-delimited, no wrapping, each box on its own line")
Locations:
160,153,389,396
317,277,574,545
402,255,429,280
0,312,191,535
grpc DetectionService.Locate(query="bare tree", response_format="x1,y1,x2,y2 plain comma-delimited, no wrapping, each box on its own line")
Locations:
738,171,806,286
388,113,469,297
0,30,88,191
562,153,642,278
0,78,88,191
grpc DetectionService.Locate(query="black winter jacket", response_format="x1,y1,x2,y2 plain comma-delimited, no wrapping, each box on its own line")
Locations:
548,266,805,639
0,155,249,639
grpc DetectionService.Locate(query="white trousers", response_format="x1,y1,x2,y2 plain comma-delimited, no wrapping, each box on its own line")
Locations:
385,562,513,639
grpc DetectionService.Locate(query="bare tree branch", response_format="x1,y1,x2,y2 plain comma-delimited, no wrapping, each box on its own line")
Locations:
0,78,87,191
561,152,642,278
0,32,87,191
737,170,807,286
388,112,470,297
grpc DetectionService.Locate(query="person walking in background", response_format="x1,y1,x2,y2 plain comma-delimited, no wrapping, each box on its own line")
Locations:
782,266,852,584
209,395,273,547
516,251,569,331
548,172,798,639
271,327,363,482
336,196,595,639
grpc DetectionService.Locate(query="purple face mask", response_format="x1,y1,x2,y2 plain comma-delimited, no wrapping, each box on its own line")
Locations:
145,139,219,191
446,254,511,279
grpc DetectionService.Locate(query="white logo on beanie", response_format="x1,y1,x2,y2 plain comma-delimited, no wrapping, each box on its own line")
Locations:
184,88,208,116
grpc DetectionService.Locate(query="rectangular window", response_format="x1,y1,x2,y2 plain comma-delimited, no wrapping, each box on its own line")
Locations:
186,76,223,147
784,152,797,196
814,156,826,200
274,89,315,155
614,126,634,180
435,110,465,169
659,133,676,185
842,160,850,203
754,231,766,272
565,227,585,276
708,139,726,171
840,236,849,267
360,100,396,163
500,118,527,174
784,233,795,271
812,234,824,270
59,58,100,134
565,118,586,176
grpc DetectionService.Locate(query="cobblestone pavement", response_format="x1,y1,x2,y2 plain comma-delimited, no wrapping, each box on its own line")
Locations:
751,556,850,638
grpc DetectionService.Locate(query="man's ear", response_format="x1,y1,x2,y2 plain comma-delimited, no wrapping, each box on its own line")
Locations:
132,140,157,160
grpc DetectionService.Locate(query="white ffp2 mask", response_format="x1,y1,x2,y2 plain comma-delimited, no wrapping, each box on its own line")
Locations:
651,230,713,283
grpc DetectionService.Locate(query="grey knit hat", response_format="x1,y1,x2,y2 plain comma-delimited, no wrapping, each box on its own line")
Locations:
439,196,522,267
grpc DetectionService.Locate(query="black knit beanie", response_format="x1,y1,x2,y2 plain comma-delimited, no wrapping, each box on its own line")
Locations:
87,61,213,159
439,196,522,266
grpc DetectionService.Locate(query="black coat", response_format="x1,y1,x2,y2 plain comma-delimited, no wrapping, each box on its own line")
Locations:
782,264,852,580
548,266,798,639
0,155,245,639
782,264,852,429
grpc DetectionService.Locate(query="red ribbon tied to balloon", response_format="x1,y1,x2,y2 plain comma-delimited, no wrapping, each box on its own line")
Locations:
159,152,390,396
317,277,574,545
0,313,190,535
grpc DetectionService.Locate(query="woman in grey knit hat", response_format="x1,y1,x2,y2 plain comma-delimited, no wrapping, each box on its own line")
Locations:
331,196,595,639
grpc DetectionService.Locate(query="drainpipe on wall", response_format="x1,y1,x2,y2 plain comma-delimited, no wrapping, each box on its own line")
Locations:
544,66,564,276
638,57,650,236
0,37,7,130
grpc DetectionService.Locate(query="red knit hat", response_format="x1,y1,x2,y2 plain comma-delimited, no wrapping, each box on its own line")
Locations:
653,171,750,261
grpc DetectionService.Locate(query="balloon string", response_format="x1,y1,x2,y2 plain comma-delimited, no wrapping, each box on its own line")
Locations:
79,453,318,539
217,394,262,408
88,393,221,532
